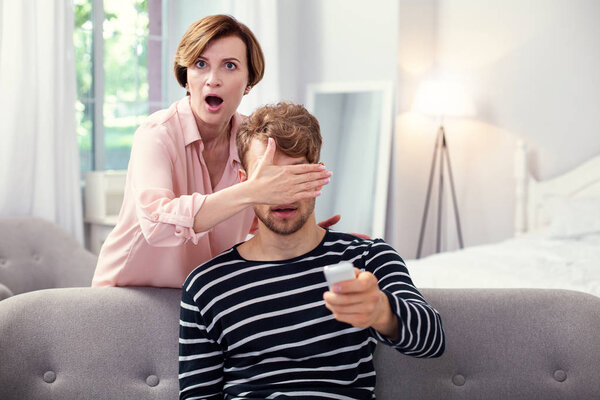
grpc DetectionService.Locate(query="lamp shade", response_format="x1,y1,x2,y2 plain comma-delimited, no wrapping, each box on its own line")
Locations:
412,79,476,118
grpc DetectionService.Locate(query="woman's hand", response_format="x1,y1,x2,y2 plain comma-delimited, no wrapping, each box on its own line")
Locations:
317,214,371,239
323,268,398,340
247,138,332,205
317,214,341,229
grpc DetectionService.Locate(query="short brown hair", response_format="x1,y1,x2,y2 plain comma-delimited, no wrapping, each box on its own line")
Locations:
237,102,322,170
173,14,265,90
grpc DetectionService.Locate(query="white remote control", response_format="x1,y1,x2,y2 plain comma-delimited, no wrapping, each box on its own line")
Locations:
323,261,356,289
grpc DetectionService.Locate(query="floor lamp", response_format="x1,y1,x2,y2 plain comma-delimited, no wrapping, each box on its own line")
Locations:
412,79,475,258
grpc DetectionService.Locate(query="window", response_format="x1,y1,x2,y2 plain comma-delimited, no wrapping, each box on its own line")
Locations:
74,0,164,173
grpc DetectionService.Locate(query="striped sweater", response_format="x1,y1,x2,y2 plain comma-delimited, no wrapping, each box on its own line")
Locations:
179,230,445,399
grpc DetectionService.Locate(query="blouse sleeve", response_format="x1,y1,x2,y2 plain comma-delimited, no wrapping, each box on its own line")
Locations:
129,121,207,247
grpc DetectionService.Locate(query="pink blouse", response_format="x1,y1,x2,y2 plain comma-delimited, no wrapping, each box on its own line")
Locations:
92,97,255,288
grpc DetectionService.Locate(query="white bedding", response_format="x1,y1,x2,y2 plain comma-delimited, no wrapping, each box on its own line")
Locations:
405,149,600,298
406,232,600,297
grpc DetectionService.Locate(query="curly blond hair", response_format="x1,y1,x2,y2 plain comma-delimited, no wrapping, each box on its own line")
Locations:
237,102,322,170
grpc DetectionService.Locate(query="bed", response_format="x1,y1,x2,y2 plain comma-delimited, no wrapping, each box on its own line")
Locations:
406,141,600,297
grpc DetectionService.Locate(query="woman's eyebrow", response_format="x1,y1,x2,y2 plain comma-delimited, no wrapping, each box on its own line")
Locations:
195,56,241,63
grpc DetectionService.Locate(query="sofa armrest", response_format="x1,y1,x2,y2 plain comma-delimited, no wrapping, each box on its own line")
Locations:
0,217,97,295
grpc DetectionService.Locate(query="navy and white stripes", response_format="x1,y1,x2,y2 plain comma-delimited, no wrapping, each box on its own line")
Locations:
179,230,444,399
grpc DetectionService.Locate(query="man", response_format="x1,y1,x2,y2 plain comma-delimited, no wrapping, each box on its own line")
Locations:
179,103,445,400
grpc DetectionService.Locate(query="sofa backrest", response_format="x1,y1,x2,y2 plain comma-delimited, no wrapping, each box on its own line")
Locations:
0,217,97,297
0,287,179,400
0,287,598,400
374,288,600,399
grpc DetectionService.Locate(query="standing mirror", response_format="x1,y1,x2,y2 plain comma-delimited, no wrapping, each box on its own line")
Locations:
306,81,394,238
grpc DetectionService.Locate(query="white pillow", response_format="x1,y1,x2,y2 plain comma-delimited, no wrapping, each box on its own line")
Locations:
548,197,600,238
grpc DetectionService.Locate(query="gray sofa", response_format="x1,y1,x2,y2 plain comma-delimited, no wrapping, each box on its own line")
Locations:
1,286,598,399
0,217,96,300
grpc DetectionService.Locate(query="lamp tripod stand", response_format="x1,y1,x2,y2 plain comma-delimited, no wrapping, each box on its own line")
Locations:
416,124,464,258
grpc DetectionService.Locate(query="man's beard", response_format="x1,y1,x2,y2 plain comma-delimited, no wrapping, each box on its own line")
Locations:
254,199,315,235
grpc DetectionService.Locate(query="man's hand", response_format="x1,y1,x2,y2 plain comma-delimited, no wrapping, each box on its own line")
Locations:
323,268,398,340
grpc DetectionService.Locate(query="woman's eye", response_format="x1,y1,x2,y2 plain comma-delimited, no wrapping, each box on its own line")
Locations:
195,60,206,68
225,62,236,70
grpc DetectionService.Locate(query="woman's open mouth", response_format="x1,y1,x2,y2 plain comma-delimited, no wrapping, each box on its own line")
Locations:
205,95,224,112
271,205,298,219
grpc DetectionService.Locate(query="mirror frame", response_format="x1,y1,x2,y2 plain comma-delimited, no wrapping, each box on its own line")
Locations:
305,81,394,238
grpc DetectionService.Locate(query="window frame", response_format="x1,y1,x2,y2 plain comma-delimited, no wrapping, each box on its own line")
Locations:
92,0,105,170
79,0,164,172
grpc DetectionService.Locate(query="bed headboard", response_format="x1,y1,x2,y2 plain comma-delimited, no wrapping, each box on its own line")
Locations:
515,140,600,235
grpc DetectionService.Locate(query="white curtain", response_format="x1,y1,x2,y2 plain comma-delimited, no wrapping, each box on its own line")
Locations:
0,0,83,243
231,0,281,116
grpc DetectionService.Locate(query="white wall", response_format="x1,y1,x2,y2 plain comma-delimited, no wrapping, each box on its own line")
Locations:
389,0,600,258
282,0,399,102
438,0,600,179
164,0,399,101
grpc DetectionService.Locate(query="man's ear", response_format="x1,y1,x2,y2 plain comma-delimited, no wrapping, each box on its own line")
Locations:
238,168,248,183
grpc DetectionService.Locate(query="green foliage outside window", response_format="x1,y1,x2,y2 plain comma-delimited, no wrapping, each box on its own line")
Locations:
74,0,149,172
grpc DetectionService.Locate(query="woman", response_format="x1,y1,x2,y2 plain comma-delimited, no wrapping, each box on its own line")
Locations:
92,15,333,288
